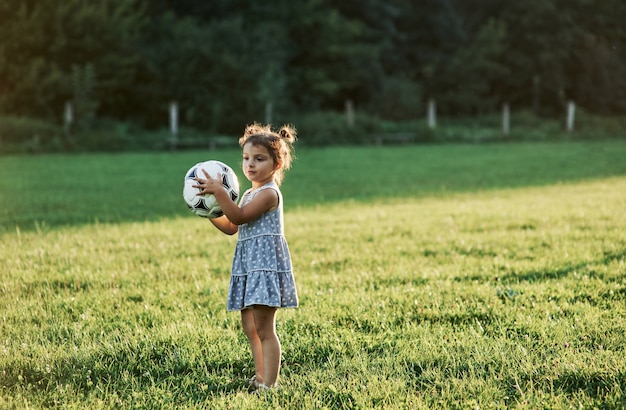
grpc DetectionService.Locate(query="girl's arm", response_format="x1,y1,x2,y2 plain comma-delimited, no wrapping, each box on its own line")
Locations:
208,214,238,235
211,185,277,226
194,171,278,227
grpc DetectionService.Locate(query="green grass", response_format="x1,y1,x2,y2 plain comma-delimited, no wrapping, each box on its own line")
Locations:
1,141,626,409
2,141,626,232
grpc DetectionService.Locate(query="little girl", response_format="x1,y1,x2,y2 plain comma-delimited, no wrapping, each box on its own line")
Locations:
193,122,298,391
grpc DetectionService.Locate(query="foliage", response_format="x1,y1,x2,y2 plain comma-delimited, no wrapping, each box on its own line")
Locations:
0,116,64,153
368,77,424,122
0,0,146,120
492,0,626,116
70,63,98,134
2,110,626,154
1,0,625,145
292,111,382,146
430,18,509,115
1,143,626,408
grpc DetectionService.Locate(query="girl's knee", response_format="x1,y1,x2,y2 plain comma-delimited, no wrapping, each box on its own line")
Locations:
242,322,256,338
241,310,257,337
250,306,278,340
256,327,278,342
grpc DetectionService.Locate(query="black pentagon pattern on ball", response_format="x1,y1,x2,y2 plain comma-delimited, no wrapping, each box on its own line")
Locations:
186,167,198,179
182,161,238,218
218,165,240,202
220,165,231,188
195,197,210,212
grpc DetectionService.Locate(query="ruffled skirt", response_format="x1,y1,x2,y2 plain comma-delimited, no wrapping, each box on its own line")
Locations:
226,235,298,311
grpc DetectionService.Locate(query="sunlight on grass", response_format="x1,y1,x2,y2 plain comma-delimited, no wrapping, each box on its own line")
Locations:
2,140,626,233
2,175,625,408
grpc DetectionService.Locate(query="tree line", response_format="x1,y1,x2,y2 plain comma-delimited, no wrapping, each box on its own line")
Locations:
1,0,625,136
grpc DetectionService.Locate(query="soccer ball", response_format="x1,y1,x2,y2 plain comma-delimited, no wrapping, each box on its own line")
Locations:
183,160,240,218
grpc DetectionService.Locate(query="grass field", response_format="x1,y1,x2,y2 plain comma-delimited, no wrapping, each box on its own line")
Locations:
1,141,626,409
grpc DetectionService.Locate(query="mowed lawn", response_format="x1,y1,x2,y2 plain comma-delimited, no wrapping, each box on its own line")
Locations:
1,141,626,409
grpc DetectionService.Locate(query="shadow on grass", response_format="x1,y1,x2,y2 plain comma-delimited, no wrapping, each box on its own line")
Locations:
0,338,252,406
503,369,626,406
3,141,626,234
498,249,626,284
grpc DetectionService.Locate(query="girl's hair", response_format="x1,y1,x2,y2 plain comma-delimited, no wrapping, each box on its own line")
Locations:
239,122,297,186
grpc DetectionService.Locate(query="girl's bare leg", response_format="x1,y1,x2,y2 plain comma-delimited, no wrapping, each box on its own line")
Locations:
253,306,280,386
241,308,264,384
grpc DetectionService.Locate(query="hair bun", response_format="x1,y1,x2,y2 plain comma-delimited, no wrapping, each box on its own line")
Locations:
278,125,297,144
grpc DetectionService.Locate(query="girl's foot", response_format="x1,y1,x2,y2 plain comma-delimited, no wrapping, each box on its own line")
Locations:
248,375,263,389
250,383,279,395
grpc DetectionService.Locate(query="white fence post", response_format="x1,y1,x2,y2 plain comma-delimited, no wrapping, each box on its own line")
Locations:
64,101,73,147
170,101,178,138
502,103,510,136
265,101,273,125
427,99,437,129
345,99,354,128
566,100,576,132
168,101,179,150
64,101,73,131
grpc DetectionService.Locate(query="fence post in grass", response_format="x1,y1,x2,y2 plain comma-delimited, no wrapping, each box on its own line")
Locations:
345,99,354,128
64,101,73,148
169,101,178,149
427,99,437,129
265,101,273,125
566,100,576,132
502,103,510,137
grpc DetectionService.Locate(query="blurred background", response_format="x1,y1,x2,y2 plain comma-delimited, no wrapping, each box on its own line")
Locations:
1,0,625,152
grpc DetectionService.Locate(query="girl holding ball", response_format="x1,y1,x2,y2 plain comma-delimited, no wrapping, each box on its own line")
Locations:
193,122,298,391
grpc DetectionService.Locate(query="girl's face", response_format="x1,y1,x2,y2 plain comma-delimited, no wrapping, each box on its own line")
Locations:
242,142,278,187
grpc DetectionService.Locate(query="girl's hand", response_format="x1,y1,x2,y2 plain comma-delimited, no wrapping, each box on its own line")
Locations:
193,169,222,195
195,169,278,227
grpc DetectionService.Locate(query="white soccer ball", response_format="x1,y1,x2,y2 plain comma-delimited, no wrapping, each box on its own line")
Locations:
183,160,240,218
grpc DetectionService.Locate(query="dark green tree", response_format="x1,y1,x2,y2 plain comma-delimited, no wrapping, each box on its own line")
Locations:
567,0,626,114
430,18,509,115
1,0,626,140
0,0,145,123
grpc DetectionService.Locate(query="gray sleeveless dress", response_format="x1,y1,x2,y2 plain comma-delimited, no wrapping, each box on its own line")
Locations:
226,182,299,311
